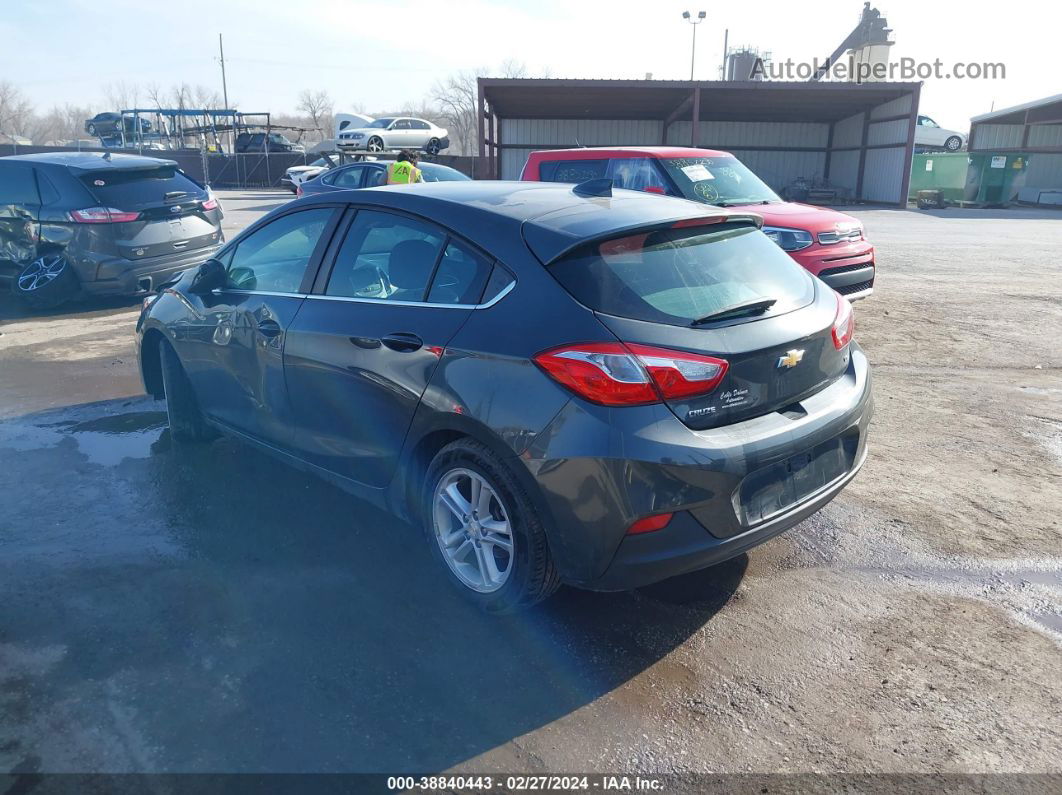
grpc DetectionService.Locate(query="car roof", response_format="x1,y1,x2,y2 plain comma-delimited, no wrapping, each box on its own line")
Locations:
295,180,758,264
0,151,177,171
529,146,733,159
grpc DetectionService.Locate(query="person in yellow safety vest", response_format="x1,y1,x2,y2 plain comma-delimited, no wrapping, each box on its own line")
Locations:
386,150,424,185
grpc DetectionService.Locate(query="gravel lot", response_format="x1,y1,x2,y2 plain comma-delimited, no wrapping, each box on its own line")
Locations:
0,190,1059,776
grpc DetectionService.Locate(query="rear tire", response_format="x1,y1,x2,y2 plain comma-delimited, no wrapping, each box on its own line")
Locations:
12,253,79,309
423,439,560,613
159,341,216,443
425,138,441,156
87,123,98,136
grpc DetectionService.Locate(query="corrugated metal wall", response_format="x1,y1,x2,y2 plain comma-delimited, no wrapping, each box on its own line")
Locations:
973,124,1024,149
495,91,917,204
1025,153,1062,188
1028,125,1062,148
832,111,864,148
666,121,829,148
862,148,907,203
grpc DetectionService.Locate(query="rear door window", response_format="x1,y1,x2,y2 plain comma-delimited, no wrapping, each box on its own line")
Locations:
79,166,203,209
538,159,608,183
329,167,365,189
0,163,41,204
326,211,445,302
550,224,815,327
426,239,493,305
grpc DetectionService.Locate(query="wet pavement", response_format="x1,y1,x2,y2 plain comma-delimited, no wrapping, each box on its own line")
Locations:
1,192,1060,775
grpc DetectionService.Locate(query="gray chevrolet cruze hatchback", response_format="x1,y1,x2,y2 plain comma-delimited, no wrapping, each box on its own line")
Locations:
137,181,872,612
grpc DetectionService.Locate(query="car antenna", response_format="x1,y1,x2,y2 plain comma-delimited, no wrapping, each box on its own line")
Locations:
572,178,613,198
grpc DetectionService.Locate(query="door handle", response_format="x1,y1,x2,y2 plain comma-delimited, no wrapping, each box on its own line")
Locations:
381,332,423,352
255,318,283,338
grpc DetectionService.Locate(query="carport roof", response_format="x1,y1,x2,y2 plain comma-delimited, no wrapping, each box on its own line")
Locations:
480,78,919,123
970,93,1062,126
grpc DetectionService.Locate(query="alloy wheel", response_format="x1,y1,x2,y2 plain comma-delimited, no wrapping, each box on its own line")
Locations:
432,468,515,593
17,255,66,292
368,137,384,152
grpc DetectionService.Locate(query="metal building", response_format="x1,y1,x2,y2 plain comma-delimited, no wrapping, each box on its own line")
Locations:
477,78,922,206
970,94,1062,203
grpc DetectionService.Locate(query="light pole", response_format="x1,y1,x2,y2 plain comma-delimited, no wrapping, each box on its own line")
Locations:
682,10,707,81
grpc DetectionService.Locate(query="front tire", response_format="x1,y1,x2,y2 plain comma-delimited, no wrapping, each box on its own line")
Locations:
423,439,560,613
159,341,216,443
12,253,79,309
944,135,962,151
367,136,384,153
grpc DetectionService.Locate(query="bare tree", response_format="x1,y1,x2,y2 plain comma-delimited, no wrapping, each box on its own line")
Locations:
105,81,140,110
297,89,334,134
428,60,532,155
0,80,35,139
30,104,95,145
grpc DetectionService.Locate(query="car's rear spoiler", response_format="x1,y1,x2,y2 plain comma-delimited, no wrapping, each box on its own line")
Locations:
523,210,764,265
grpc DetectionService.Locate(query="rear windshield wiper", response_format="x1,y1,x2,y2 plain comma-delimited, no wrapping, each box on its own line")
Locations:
691,298,777,326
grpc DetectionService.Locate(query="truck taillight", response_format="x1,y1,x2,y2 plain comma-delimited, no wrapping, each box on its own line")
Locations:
832,292,855,350
70,207,141,223
533,342,728,407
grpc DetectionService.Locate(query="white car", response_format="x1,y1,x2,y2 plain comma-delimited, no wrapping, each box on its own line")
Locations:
914,115,966,152
282,156,338,193
337,116,450,155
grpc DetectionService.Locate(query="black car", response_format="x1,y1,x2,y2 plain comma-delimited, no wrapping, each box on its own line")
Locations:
0,153,223,308
137,181,872,612
235,132,303,153
297,160,470,195
84,112,152,137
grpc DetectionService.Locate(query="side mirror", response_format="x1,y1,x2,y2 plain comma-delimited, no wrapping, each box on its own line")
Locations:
189,258,226,295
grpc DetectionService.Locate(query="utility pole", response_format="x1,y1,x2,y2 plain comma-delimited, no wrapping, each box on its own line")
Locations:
218,33,230,109
682,11,707,81
218,33,231,155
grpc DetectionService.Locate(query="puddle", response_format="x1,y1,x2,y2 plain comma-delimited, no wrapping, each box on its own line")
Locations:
791,507,1062,645
0,409,168,467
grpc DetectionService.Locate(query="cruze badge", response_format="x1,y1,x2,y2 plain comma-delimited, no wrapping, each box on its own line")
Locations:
777,349,805,369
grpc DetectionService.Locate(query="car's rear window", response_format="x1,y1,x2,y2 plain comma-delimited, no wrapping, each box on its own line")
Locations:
549,223,814,327
79,166,203,208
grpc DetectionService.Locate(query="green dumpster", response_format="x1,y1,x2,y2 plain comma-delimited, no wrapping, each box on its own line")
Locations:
908,153,968,203
965,153,1031,205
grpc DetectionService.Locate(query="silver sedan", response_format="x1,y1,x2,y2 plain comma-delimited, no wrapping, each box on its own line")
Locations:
336,116,450,155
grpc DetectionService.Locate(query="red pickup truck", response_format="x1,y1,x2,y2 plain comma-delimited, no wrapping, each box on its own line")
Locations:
521,147,875,300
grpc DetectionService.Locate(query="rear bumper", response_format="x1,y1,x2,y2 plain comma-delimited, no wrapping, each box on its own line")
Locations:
522,345,873,591
74,244,221,296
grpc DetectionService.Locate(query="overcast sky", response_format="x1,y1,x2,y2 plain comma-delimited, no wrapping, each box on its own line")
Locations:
3,0,1056,131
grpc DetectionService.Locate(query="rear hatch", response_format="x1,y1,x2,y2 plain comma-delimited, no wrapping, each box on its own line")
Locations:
78,164,220,260
545,221,850,430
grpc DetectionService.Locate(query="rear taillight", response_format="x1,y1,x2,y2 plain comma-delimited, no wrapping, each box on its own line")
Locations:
70,207,141,223
831,292,855,350
296,185,303,197
533,342,729,407
202,197,219,211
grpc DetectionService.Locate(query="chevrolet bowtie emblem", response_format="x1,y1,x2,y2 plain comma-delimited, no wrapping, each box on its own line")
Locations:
777,349,805,369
